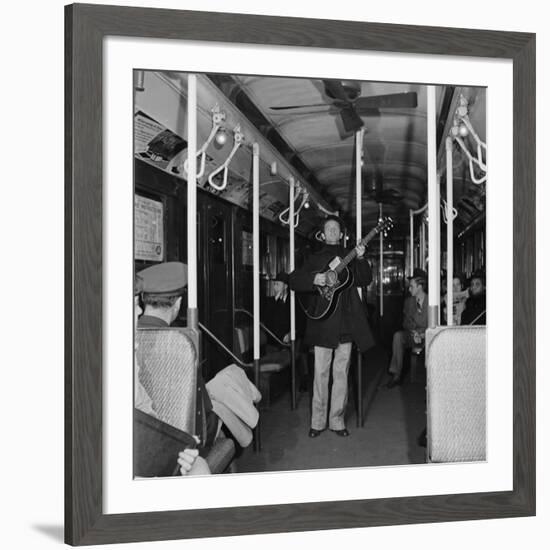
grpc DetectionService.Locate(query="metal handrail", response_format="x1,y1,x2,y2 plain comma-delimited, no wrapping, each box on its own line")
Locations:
234,307,291,348
198,321,253,369
468,310,487,326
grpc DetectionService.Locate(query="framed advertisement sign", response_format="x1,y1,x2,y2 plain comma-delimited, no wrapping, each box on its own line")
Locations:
134,195,164,262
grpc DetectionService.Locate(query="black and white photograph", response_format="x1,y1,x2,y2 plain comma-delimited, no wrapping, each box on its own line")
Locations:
3,0,545,548
133,70,488,478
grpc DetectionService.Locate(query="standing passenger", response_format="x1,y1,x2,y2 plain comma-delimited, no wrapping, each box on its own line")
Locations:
289,216,374,438
262,272,291,343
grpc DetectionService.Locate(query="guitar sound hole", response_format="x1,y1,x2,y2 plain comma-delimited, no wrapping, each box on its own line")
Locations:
326,270,337,286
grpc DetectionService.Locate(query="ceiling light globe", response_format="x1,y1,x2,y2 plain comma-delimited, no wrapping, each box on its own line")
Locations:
214,129,228,146
458,123,469,137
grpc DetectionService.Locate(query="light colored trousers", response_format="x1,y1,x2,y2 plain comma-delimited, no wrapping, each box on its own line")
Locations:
311,343,352,431
388,330,412,377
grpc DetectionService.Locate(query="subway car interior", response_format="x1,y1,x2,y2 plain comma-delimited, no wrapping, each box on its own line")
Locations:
134,70,487,476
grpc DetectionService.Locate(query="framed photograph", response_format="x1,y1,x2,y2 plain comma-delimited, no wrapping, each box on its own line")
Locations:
65,3,535,546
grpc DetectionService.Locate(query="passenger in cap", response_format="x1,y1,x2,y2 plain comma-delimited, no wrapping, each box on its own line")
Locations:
139,262,188,327
137,261,218,460
133,269,210,476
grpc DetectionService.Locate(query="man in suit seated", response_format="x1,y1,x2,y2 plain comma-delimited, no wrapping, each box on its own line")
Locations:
386,268,428,388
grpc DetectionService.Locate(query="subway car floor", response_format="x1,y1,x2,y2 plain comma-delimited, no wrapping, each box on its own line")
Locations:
234,346,427,473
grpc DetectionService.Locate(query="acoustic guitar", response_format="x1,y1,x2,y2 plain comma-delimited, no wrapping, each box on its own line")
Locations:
298,217,393,321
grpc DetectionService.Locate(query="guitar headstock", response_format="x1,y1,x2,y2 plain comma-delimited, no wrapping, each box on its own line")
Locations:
375,216,394,238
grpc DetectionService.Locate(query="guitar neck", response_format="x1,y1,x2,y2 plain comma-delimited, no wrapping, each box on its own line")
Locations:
335,229,378,273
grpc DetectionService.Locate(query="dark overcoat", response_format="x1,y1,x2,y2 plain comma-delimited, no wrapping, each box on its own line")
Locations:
460,293,486,325
289,244,375,352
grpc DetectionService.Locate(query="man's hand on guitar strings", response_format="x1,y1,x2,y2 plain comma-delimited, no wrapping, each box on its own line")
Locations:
313,273,327,286
355,244,366,258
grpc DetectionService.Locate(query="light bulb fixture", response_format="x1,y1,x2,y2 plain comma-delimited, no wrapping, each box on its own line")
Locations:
214,127,228,146
458,123,469,137
304,200,310,209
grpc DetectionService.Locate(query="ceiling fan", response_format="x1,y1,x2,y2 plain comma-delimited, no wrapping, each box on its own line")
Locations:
270,80,418,133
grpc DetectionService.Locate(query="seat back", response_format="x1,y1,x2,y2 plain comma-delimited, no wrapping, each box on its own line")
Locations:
136,327,197,435
233,324,267,361
426,325,486,462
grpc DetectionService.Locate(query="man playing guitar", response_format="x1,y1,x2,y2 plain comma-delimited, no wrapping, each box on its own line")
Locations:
289,216,374,438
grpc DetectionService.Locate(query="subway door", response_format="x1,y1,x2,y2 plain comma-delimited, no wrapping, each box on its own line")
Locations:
198,196,234,379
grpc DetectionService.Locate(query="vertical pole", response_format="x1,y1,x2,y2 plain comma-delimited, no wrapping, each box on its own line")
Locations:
252,143,261,451
379,203,384,317
427,85,440,328
446,137,454,325
356,129,364,300
289,177,297,410
186,74,198,330
355,130,363,427
409,210,414,276
420,221,426,271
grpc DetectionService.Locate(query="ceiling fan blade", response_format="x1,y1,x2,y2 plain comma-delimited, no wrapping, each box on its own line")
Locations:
322,79,351,102
355,108,381,117
354,91,418,110
340,106,364,133
269,102,332,110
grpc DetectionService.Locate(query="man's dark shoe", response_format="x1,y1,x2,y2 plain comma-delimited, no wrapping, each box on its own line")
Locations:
330,428,350,437
309,428,323,438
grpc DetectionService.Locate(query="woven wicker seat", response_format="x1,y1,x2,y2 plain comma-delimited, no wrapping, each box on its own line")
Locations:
426,326,486,463
137,327,235,474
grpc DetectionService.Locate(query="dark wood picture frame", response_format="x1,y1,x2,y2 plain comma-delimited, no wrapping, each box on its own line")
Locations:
65,3,536,545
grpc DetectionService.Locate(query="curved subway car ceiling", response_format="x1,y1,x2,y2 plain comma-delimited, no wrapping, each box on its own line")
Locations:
134,71,486,238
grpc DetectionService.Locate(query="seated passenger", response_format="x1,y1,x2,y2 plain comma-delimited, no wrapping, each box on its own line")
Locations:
461,271,486,325
134,273,210,476
443,274,469,325
386,268,428,388
137,262,218,458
